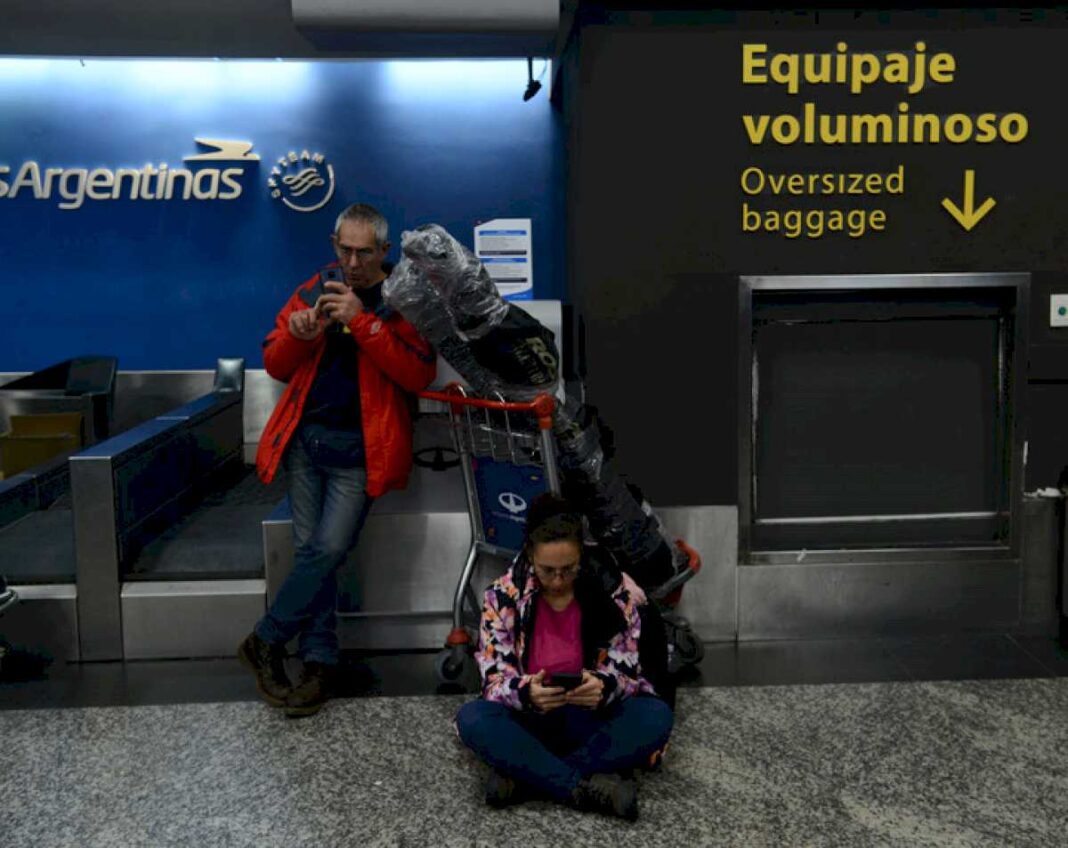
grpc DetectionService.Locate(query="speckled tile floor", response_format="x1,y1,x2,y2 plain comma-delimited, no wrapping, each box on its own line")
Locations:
1,677,1067,847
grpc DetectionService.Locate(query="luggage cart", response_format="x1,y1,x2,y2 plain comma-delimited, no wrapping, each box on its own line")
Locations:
419,385,559,687
420,385,706,688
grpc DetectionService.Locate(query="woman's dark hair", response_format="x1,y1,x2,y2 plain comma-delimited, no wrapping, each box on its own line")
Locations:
524,492,583,549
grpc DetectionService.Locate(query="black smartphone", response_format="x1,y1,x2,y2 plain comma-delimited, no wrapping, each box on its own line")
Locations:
298,267,346,309
551,673,583,691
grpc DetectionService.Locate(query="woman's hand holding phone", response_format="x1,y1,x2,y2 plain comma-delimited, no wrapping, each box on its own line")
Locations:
565,671,604,709
528,669,566,713
550,673,583,691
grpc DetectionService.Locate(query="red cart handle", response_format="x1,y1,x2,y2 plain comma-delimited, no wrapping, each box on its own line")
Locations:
419,384,556,431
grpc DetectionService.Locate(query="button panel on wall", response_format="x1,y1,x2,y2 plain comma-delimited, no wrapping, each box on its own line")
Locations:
1050,294,1068,327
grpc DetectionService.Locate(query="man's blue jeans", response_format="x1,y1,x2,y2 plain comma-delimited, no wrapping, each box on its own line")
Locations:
254,430,372,666
455,696,674,801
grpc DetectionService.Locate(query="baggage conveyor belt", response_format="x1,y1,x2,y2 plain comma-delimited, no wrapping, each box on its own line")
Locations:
124,467,286,581
0,503,76,584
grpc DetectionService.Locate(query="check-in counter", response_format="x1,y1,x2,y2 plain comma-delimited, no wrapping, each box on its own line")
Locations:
0,356,121,662
70,360,257,660
0,459,80,660
0,356,117,447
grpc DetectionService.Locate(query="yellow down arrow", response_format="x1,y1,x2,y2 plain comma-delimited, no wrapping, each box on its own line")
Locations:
941,169,996,231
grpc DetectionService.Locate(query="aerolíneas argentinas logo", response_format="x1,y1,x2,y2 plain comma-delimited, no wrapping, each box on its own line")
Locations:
0,138,259,210
268,150,335,213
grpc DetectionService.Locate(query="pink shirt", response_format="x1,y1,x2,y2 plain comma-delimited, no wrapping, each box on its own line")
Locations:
526,594,583,680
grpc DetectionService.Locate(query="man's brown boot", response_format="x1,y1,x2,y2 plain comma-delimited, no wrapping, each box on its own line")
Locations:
237,632,291,707
284,661,334,718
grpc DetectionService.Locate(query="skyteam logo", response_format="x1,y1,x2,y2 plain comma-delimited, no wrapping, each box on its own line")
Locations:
268,149,335,213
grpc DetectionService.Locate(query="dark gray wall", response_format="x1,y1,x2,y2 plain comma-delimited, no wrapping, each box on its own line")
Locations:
0,0,551,57
565,9,1068,505
0,1,311,57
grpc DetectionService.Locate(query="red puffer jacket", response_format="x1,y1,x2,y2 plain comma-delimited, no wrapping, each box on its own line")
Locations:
255,268,436,497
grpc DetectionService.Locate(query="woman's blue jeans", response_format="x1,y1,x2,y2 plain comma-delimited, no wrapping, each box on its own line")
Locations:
455,696,674,801
254,430,372,666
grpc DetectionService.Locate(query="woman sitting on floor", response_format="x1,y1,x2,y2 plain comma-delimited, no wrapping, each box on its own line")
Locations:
454,492,674,821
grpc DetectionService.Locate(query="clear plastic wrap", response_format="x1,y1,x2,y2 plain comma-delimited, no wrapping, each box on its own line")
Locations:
383,223,688,596
553,393,680,592
388,224,508,340
383,257,499,395
384,224,557,399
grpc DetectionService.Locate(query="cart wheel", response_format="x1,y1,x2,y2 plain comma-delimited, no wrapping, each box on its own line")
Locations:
663,614,704,675
673,624,705,667
434,645,477,691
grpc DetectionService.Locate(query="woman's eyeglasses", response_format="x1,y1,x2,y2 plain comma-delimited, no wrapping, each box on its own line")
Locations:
532,563,580,582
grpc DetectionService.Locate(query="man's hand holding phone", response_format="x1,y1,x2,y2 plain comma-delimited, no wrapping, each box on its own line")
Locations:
317,280,363,326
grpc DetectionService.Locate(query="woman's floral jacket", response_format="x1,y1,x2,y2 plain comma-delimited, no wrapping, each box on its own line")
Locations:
474,551,657,711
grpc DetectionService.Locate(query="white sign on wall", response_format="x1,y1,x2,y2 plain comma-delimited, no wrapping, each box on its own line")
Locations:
474,217,533,299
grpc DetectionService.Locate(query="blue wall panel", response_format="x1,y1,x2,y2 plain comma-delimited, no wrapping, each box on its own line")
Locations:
0,58,562,370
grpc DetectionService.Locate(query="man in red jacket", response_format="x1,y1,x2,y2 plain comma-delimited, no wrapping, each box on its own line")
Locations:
239,203,435,717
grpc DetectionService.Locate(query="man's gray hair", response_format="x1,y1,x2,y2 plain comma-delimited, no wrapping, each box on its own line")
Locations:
334,203,389,245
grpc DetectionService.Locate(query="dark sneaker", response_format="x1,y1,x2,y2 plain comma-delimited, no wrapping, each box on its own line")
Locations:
284,661,334,718
484,769,519,809
571,773,639,821
237,632,291,707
